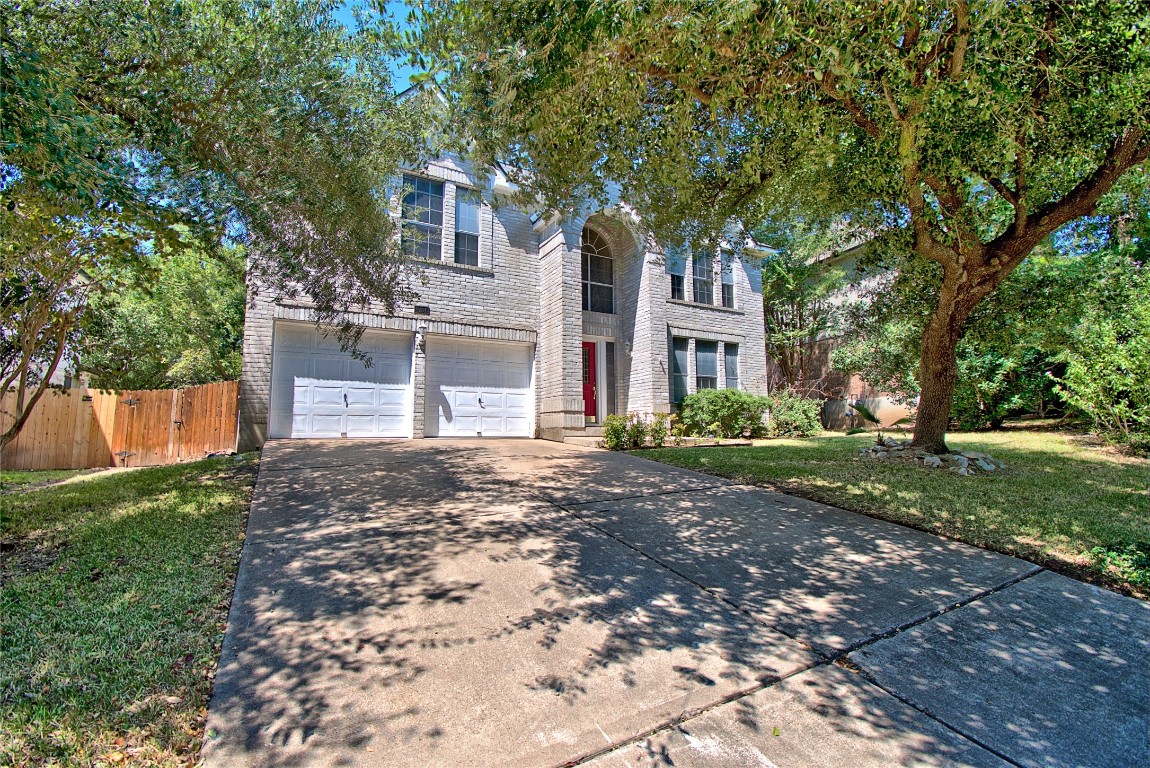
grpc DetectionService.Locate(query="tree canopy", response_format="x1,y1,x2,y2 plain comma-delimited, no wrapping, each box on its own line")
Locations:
2,0,426,443
421,0,1150,451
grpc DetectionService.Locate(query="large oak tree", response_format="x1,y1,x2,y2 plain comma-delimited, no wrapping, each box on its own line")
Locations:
420,0,1150,452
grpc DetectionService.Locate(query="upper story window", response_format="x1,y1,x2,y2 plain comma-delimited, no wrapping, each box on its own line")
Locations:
721,250,736,308
666,248,686,300
692,250,714,305
581,226,614,314
695,340,718,390
454,188,481,266
401,174,444,260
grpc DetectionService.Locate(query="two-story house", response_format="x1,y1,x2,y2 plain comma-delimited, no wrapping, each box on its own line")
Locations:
237,156,769,450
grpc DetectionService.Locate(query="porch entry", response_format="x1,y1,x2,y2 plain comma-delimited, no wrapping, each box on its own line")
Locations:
581,339,617,424
582,341,597,422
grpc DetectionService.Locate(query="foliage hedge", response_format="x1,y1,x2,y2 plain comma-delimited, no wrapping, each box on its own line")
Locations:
679,389,770,438
766,391,824,437
677,389,824,439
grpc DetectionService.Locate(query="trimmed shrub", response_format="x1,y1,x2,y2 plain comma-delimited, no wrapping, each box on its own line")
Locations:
648,413,669,448
625,413,648,448
602,414,629,450
679,389,770,438
767,392,823,437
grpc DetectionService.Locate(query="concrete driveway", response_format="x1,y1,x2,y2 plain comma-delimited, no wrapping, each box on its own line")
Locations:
202,439,1149,768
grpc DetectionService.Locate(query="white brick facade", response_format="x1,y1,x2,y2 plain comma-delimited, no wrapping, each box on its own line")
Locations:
238,157,768,449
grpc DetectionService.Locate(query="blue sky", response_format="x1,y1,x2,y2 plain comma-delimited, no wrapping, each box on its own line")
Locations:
334,0,421,91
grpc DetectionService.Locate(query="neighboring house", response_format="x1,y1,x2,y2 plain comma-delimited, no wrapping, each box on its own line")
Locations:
762,239,914,429
237,156,769,449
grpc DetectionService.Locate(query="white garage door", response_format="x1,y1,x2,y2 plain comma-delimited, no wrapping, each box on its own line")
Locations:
269,322,413,438
425,337,533,437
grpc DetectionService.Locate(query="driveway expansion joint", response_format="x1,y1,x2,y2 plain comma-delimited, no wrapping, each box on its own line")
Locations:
501,465,1048,768
841,657,1029,768
561,660,826,768
561,483,733,507
836,564,1045,657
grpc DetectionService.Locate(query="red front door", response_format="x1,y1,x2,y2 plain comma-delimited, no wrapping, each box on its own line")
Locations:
582,341,597,421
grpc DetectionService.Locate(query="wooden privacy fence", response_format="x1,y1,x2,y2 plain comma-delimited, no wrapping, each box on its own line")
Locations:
1,380,239,471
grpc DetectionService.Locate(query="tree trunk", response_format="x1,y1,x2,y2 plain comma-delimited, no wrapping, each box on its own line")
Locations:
911,285,972,454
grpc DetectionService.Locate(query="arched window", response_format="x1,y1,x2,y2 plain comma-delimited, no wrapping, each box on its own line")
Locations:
581,226,614,314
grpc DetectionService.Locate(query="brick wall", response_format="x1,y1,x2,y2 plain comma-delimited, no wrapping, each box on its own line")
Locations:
238,156,770,447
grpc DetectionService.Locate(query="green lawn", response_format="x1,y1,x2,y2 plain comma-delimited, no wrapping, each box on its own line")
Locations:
0,468,88,490
645,430,1150,596
0,455,257,766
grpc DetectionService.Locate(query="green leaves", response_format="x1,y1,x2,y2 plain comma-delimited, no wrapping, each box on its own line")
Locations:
4,0,429,361
847,401,881,427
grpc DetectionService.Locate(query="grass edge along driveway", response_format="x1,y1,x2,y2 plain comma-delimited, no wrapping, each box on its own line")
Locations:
644,430,1149,598
1,454,257,767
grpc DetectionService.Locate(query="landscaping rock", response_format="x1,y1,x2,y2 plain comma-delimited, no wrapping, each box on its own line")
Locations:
856,439,1004,476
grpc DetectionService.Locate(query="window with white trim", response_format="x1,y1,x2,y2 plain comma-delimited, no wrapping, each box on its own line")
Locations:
724,344,739,390
721,250,736,308
693,250,714,305
670,337,689,405
401,175,444,260
454,187,481,266
581,226,614,313
666,248,686,300
696,341,718,390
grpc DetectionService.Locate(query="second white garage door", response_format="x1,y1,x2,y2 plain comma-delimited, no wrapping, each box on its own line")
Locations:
425,338,533,437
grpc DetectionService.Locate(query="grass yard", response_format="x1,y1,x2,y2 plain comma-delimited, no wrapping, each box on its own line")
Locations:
0,454,258,766
1,468,88,490
645,430,1150,597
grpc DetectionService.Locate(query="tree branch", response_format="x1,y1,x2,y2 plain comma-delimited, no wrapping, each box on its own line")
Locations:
989,124,1149,262
819,72,882,140
617,44,713,106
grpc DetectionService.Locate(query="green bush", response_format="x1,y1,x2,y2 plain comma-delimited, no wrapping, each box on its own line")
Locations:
602,414,629,450
767,392,823,437
1055,300,1150,443
625,413,648,448
648,413,669,448
1046,247,1150,444
679,389,770,438
951,346,1057,430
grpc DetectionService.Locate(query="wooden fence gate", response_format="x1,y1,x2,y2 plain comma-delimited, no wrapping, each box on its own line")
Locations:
1,380,239,471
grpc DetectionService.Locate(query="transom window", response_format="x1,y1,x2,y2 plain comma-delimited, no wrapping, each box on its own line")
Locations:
581,226,614,314
402,175,444,260
693,250,714,305
455,187,481,266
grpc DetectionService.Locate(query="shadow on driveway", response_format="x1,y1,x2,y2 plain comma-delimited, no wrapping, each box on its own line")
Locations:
201,439,1148,768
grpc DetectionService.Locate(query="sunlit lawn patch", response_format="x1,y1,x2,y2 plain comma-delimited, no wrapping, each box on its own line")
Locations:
645,430,1149,596
0,455,257,766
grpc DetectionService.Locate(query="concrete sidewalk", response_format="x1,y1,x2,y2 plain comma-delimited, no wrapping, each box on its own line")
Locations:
202,439,1149,767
